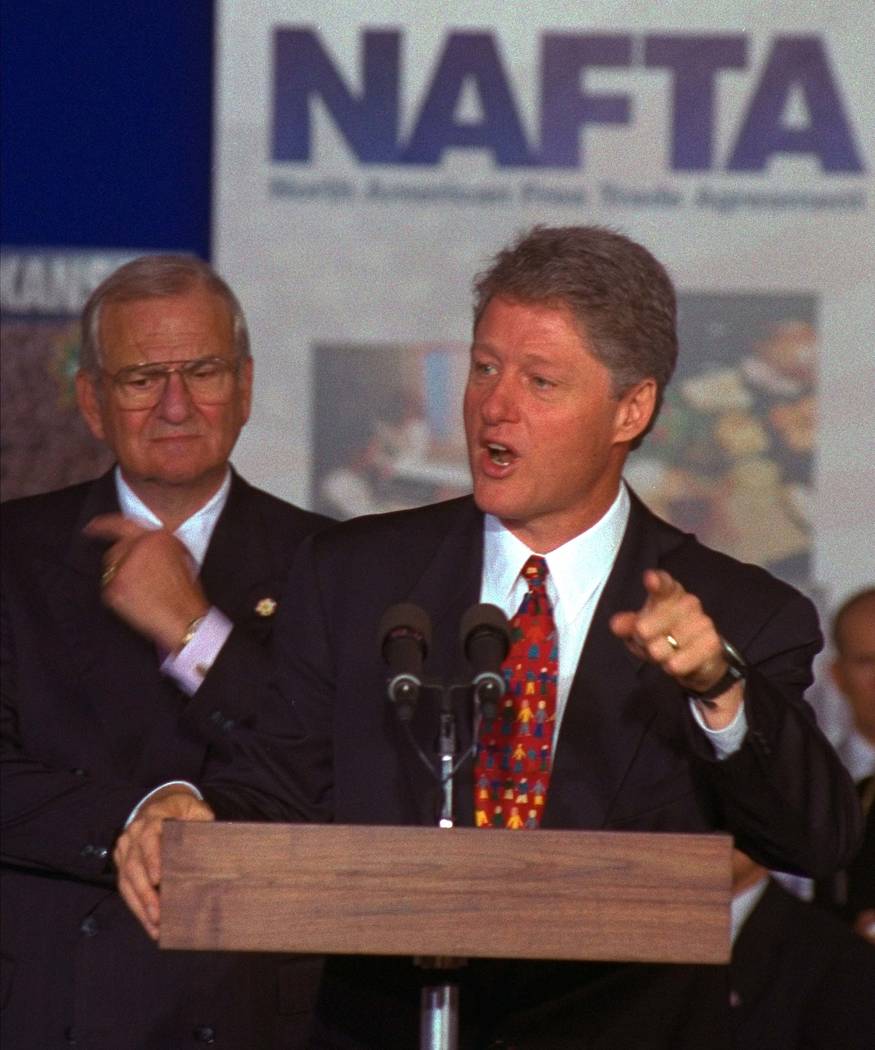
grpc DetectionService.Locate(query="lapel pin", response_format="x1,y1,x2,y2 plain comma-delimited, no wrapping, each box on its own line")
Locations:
254,597,278,618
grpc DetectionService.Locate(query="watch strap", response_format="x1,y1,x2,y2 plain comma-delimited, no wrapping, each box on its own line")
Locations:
688,638,747,704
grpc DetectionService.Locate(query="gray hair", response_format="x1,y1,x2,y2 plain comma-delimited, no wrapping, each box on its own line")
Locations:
79,254,250,373
473,225,678,447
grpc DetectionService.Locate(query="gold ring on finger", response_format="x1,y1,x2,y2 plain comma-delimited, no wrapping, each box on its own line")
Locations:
665,633,680,651
101,562,119,587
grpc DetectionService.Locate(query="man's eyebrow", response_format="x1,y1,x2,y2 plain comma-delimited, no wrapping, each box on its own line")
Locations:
470,342,563,369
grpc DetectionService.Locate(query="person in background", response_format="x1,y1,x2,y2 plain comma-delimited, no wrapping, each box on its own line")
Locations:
730,848,875,1049
815,586,875,941
1,255,331,1049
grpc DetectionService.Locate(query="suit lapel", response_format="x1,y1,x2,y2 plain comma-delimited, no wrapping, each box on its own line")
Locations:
729,880,791,1015
200,471,259,617
35,472,175,772
42,470,128,677
64,470,119,576
544,494,677,829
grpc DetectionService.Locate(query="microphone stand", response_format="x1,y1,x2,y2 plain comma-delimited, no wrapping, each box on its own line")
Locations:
438,687,456,830
405,681,475,1050
384,601,509,1049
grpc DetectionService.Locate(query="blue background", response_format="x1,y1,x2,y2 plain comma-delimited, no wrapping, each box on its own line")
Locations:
0,1,214,258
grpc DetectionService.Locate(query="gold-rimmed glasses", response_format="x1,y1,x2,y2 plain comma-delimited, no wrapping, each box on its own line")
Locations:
101,356,241,409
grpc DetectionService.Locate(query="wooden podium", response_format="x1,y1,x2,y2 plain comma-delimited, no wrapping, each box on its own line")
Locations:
161,822,730,1048
161,821,731,963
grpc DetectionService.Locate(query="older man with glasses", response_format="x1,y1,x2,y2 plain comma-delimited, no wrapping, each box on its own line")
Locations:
1,255,331,1050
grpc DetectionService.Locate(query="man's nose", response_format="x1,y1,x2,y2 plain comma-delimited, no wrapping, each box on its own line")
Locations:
479,375,519,423
156,370,194,421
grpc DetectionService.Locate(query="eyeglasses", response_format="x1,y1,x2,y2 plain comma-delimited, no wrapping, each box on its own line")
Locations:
102,356,242,409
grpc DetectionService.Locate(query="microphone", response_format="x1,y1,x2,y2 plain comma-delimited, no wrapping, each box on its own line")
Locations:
378,603,432,721
460,603,510,720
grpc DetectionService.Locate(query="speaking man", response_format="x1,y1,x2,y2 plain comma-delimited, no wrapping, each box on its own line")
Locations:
115,228,861,1048
1,255,330,1049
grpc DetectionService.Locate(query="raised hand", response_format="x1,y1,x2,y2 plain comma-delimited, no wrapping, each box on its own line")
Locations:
610,569,743,728
85,513,209,652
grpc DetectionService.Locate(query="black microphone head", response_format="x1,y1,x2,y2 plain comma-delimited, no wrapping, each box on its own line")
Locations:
378,602,432,662
379,603,432,720
461,604,510,722
460,603,510,662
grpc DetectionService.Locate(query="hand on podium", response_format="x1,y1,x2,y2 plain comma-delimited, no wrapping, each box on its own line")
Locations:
114,787,214,940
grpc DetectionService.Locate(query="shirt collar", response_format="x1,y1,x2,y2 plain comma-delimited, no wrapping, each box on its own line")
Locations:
839,728,875,783
482,484,630,617
730,875,769,945
113,466,232,569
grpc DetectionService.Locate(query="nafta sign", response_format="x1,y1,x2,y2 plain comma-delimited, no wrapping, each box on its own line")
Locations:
271,29,865,173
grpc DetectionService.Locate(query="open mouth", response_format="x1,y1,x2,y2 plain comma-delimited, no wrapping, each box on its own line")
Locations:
487,442,513,467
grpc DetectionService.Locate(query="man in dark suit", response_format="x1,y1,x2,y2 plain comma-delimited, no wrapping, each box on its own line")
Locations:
115,228,861,1048
730,850,875,1050
1,255,330,1049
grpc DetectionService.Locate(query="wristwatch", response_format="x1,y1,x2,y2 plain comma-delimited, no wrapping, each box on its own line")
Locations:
689,637,747,704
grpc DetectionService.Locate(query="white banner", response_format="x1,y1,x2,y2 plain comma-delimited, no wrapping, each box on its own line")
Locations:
215,0,874,619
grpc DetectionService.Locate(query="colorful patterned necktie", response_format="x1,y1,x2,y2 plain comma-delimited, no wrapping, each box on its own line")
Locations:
474,555,558,829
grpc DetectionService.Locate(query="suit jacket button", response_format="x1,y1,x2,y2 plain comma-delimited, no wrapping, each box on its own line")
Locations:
193,1025,216,1043
79,916,98,937
752,730,772,755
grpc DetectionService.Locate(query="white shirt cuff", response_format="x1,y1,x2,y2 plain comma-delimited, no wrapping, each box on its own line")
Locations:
160,606,233,695
124,781,204,828
688,698,748,759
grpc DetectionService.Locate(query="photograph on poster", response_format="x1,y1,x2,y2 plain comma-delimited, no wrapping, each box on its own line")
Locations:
312,341,470,520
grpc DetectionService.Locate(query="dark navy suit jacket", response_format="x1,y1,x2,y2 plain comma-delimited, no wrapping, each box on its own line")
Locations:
1,469,330,1050
730,879,875,1050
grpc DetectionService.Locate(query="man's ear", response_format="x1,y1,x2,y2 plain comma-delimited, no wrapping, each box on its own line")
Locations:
613,378,657,445
829,657,847,697
75,370,106,441
238,356,254,426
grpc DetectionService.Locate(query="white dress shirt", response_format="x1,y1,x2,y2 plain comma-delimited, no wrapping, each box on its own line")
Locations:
730,874,769,945
115,465,231,568
838,728,875,783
